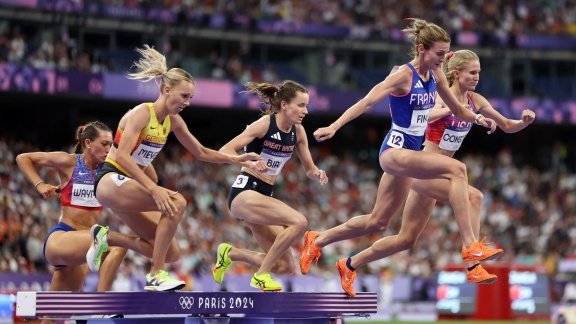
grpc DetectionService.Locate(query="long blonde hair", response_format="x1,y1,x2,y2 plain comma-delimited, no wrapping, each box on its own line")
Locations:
442,50,480,87
127,44,195,94
403,18,451,58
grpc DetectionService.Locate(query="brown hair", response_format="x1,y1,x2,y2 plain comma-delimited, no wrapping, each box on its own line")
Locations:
442,50,480,87
243,80,308,115
127,44,195,94
74,121,112,154
403,18,451,58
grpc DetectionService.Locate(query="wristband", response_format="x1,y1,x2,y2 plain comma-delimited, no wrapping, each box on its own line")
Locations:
34,180,44,189
474,114,485,125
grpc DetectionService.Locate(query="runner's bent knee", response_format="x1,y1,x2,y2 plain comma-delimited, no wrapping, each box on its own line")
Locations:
366,215,390,232
171,193,187,218
450,161,468,180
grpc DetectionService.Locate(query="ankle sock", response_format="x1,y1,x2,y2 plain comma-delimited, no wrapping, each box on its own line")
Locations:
346,257,356,271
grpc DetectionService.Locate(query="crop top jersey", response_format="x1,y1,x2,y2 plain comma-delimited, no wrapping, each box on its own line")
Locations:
244,114,297,176
425,93,477,151
60,154,103,210
110,103,170,174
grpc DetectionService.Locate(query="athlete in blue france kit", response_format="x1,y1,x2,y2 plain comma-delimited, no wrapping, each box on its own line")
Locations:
212,80,328,292
398,49,535,284
300,18,501,297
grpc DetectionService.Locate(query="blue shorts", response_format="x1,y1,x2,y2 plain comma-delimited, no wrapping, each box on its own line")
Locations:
379,129,425,155
43,222,75,267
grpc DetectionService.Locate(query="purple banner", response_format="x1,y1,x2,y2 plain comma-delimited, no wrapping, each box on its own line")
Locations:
317,88,390,115
517,34,576,49
3,63,576,122
27,291,377,316
56,69,103,96
0,63,102,96
0,273,51,293
103,74,234,108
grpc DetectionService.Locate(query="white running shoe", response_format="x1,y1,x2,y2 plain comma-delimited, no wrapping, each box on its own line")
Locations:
144,270,186,292
86,224,109,272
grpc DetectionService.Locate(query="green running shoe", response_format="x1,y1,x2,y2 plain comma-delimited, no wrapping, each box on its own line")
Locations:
86,224,109,272
212,243,233,284
250,273,282,292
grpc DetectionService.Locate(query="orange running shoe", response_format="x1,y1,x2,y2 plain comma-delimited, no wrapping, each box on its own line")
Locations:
467,264,498,284
336,258,356,297
299,231,321,275
462,237,503,262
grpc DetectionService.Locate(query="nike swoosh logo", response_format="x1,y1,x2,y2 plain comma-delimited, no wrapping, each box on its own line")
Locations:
471,251,483,257
79,172,90,175
307,246,311,256
344,272,349,281
471,275,479,279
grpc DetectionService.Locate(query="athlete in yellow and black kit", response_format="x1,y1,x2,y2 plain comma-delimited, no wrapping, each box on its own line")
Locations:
90,45,265,292
95,103,169,184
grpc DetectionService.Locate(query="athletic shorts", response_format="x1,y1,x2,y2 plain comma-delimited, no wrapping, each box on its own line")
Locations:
43,222,76,267
227,172,274,211
94,161,130,197
379,129,425,155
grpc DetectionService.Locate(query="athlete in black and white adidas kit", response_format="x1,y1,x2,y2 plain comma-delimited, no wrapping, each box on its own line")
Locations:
227,114,296,208
214,80,328,292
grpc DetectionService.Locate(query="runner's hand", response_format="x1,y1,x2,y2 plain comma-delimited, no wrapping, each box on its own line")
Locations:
36,183,60,199
314,126,336,142
308,169,328,185
477,116,497,134
521,109,536,124
150,186,178,216
246,160,271,173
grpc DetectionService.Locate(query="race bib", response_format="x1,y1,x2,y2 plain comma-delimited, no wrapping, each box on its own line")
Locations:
439,129,468,151
260,149,291,176
386,130,405,148
111,174,131,187
410,109,430,135
71,180,101,207
232,175,249,188
131,140,163,166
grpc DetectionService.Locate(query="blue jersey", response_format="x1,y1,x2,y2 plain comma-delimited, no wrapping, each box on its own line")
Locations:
380,63,437,154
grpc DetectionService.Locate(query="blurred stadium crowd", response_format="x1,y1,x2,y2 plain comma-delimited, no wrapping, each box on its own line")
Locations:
1,134,575,296
36,0,576,37
1,0,575,95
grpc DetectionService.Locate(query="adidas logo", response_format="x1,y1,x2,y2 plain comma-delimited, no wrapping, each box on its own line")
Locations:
270,132,281,140
414,80,424,88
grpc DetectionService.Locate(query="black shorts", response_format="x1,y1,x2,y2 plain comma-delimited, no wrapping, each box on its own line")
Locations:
94,161,129,198
228,172,274,210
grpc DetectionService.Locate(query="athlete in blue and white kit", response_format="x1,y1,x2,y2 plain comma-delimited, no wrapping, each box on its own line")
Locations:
212,80,328,292
300,18,501,297
400,49,535,284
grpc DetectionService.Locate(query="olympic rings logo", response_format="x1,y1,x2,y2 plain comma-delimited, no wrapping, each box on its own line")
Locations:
179,296,195,309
